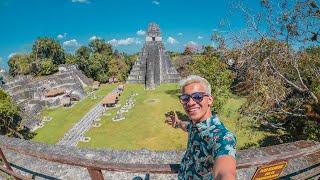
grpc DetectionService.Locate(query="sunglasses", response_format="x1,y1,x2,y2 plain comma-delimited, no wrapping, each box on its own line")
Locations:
179,92,209,104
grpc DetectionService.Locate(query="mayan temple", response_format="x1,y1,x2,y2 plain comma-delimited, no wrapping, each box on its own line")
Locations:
127,23,181,89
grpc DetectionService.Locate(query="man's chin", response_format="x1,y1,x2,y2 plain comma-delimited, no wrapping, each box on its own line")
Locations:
188,113,201,122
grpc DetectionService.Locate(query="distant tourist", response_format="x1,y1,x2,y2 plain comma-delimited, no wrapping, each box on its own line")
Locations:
165,75,237,179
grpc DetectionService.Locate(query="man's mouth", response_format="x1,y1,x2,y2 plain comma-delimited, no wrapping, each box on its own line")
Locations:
187,107,200,114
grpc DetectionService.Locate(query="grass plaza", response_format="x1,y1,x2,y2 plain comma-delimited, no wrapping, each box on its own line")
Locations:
33,83,272,151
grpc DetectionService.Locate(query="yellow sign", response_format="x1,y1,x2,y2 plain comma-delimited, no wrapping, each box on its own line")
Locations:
251,161,288,180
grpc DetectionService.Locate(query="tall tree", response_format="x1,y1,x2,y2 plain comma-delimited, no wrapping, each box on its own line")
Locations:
215,0,320,141
0,89,24,138
8,54,31,76
88,39,113,55
107,57,130,82
188,54,234,111
75,40,113,82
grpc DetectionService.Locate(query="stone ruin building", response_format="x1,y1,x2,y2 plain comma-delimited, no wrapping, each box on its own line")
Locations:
0,65,94,130
127,23,181,89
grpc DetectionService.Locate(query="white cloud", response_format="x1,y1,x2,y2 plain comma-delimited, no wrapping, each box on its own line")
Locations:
72,0,90,3
89,35,100,41
197,36,203,39
167,37,178,44
8,52,17,59
136,30,146,36
187,41,198,46
178,32,183,36
152,1,160,5
63,39,80,51
57,33,67,39
107,38,141,46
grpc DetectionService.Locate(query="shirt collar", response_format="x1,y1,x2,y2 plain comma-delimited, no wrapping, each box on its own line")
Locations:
192,112,221,131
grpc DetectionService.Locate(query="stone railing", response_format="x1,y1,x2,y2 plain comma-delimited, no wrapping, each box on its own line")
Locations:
0,136,319,179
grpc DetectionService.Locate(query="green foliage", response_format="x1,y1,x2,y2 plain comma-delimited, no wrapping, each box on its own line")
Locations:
39,58,58,75
8,54,31,76
0,89,25,138
188,55,234,111
75,39,132,83
202,45,216,56
76,46,91,60
107,57,130,82
89,39,113,55
76,41,111,82
32,37,65,65
303,120,320,140
8,37,66,77
65,53,77,64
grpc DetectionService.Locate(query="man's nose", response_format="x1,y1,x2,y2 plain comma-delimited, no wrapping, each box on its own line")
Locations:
187,97,197,106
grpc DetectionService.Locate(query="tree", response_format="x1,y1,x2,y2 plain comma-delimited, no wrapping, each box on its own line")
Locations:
172,55,192,78
76,46,92,76
88,52,108,82
39,58,58,75
202,45,216,56
0,89,23,138
32,37,65,65
215,0,320,141
65,53,77,64
8,54,31,76
89,39,113,55
107,57,130,82
188,55,234,111
75,40,114,82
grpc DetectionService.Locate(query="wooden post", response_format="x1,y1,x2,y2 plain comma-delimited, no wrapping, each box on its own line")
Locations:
87,167,104,180
0,148,20,180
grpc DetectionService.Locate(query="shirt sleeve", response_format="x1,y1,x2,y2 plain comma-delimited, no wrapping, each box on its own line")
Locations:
214,130,237,160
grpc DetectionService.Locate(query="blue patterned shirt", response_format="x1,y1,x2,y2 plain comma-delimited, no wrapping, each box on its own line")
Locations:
178,113,237,180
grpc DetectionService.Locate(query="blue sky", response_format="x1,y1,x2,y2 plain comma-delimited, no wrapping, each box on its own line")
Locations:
0,0,262,69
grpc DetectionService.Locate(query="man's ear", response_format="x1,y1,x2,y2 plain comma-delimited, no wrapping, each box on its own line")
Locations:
208,95,214,106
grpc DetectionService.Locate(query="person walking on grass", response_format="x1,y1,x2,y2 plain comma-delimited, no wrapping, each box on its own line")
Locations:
166,75,237,180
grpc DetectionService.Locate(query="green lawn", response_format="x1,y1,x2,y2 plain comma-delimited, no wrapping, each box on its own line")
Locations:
33,83,271,150
218,96,274,149
78,83,188,150
32,84,117,144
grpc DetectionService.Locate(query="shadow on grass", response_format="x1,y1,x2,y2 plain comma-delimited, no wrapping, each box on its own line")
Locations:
257,134,298,147
240,122,300,150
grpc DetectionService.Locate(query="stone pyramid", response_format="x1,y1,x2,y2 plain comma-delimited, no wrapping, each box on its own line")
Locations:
127,23,181,89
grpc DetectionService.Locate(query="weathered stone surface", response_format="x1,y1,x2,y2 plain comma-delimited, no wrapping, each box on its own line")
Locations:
0,136,319,180
127,23,180,89
1,65,93,130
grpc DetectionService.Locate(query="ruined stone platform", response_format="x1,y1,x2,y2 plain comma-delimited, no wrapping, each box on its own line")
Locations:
1,65,94,130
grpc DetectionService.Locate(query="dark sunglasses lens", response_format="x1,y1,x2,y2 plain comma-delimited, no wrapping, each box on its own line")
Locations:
180,95,190,103
191,92,203,102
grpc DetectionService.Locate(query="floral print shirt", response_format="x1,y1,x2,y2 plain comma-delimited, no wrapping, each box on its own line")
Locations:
178,113,237,180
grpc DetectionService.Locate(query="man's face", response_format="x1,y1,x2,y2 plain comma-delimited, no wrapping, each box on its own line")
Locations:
181,82,213,122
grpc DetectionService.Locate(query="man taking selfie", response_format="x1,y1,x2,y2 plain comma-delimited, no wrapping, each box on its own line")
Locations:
166,75,237,180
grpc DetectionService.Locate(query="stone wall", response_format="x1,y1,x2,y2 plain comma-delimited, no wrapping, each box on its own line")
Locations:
1,136,319,180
